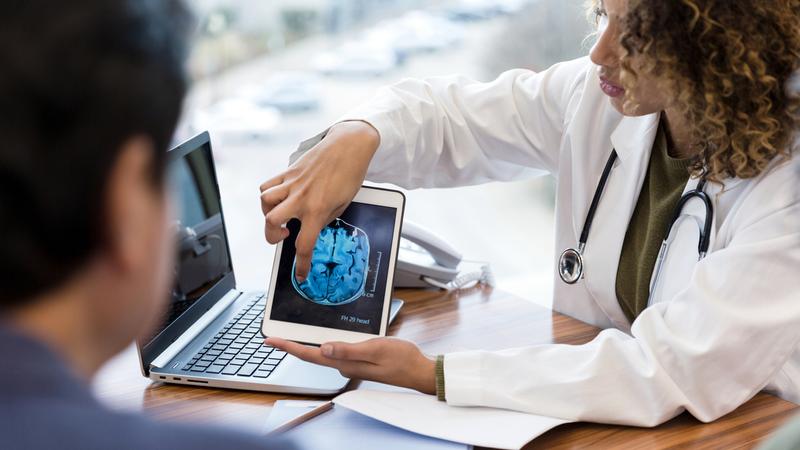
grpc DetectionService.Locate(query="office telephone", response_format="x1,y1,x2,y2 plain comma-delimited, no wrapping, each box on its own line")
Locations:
394,221,494,290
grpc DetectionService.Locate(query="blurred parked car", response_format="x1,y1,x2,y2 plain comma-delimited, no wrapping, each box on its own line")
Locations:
444,0,531,21
444,0,501,21
365,11,464,57
494,0,533,14
313,42,399,77
190,98,281,141
239,71,322,113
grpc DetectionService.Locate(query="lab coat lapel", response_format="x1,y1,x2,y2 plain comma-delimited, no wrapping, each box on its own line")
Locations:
580,112,659,331
648,177,725,305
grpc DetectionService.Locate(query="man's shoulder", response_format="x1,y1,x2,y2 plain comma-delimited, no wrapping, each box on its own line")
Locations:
0,398,295,450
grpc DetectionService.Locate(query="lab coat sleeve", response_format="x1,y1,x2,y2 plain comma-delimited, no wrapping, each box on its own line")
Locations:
334,57,592,189
443,163,800,426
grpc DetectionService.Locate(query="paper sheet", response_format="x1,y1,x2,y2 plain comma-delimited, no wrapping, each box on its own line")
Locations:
268,400,468,450
333,389,571,450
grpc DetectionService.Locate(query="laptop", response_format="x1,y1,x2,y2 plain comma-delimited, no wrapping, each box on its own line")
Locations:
137,131,400,394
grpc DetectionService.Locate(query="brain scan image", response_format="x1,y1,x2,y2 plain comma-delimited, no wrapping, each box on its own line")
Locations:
292,219,370,306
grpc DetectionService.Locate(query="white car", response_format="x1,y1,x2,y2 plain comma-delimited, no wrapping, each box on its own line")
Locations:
444,0,530,21
190,98,281,141
239,72,321,113
313,42,399,77
366,11,464,56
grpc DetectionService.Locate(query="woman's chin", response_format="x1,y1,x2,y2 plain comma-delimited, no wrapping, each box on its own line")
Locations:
608,97,625,115
609,97,657,118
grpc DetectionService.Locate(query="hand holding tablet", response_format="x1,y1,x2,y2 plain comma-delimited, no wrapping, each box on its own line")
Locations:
262,186,405,345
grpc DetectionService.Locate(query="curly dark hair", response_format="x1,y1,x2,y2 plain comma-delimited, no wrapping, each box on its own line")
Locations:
592,0,800,182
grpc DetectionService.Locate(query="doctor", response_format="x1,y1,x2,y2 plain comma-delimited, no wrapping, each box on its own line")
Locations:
261,0,800,425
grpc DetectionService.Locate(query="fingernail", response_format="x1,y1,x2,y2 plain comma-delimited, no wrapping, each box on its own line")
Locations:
297,275,306,283
321,344,333,357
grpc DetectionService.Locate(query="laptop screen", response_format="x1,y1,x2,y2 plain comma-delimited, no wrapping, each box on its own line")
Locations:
138,132,236,372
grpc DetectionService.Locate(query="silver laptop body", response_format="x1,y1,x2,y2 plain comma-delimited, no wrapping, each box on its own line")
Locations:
136,132,349,395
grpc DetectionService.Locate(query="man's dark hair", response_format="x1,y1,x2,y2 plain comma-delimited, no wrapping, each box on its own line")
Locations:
0,0,191,308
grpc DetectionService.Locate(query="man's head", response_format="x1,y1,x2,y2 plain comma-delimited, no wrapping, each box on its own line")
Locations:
0,0,191,371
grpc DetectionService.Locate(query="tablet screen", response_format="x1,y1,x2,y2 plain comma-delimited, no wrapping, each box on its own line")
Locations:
269,201,397,335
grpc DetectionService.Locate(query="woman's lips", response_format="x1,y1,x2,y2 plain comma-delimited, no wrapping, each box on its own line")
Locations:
600,76,625,98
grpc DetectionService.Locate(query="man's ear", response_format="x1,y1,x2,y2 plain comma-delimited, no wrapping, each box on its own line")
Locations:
104,136,159,272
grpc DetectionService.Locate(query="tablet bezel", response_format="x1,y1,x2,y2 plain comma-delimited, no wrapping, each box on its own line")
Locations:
261,186,405,345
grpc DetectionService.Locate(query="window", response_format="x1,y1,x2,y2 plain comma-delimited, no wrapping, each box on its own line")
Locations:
180,0,591,308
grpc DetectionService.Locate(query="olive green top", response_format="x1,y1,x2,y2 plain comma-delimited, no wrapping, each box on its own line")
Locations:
615,120,693,322
434,120,692,401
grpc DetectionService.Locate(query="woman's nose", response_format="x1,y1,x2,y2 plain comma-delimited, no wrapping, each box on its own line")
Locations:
589,25,619,69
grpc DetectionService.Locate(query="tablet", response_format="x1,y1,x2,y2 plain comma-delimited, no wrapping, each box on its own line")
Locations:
262,186,405,345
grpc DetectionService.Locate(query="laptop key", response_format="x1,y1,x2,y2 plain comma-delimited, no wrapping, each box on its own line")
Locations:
181,364,192,371
221,365,241,375
237,363,259,377
259,362,277,371
252,370,271,378
268,351,286,360
205,364,224,374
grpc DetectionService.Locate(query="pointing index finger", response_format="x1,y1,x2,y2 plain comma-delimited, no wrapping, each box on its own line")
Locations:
293,216,326,283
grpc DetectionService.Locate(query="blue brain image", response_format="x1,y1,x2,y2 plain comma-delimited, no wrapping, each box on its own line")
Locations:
292,219,370,306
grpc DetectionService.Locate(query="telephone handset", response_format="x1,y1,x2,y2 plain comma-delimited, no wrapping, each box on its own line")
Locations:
394,221,494,290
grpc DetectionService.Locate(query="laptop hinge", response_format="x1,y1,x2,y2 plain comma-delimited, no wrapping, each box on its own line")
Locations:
151,289,242,369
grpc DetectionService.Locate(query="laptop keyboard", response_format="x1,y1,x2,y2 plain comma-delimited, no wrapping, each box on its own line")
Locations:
181,294,286,378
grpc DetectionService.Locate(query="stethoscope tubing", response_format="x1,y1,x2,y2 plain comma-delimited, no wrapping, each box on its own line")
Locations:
559,149,714,286
579,150,619,247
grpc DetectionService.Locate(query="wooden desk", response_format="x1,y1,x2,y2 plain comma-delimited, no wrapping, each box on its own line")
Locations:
94,287,798,448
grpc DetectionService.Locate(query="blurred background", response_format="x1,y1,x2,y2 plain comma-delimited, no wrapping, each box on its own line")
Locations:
177,0,593,309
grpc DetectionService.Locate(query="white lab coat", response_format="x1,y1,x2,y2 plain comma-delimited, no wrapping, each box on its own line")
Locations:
330,56,800,426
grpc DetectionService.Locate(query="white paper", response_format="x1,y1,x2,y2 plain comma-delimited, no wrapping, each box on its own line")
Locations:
270,400,468,450
333,389,571,450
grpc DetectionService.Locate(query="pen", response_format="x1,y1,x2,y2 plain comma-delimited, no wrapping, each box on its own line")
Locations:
266,400,334,435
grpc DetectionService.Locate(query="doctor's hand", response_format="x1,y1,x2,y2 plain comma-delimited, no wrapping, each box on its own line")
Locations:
266,337,437,395
259,121,379,282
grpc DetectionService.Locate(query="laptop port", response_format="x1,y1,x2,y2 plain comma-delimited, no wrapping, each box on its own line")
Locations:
187,379,208,384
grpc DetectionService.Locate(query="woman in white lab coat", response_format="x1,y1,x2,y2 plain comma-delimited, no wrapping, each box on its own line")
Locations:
260,0,800,425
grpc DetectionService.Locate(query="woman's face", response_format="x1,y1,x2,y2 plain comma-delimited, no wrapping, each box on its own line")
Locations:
589,0,668,116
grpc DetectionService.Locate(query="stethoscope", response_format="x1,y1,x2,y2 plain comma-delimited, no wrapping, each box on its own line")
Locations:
559,149,713,295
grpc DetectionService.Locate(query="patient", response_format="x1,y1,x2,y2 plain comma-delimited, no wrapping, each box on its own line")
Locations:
0,1,293,449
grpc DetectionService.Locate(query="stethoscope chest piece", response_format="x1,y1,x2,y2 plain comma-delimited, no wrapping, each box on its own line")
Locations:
559,246,584,284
